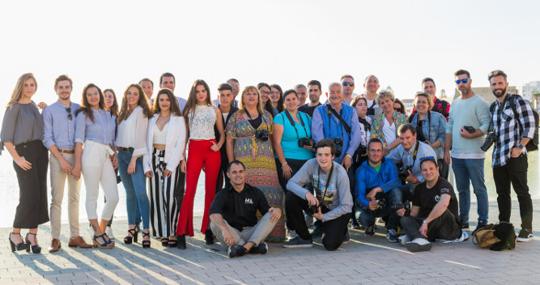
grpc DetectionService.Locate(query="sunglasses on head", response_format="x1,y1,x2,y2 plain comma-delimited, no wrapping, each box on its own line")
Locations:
342,82,354,87
455,78,469,84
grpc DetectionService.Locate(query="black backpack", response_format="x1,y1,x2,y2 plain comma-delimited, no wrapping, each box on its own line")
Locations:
489,94,539,152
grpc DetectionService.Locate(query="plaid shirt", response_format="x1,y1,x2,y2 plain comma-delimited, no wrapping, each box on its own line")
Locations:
491,94,535,167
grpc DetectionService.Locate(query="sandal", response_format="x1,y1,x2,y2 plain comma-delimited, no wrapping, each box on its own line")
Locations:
93,233,114,249
124,226,139,244
161,238,169,247
25,233,41,254
142,231,151,248
167,237,177,247
8,233,28,252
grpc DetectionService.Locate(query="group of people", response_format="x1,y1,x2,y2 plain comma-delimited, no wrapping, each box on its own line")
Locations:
1,69,536,257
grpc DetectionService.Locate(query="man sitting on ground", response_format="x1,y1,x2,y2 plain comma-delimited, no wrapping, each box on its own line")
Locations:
400,157,468,252
285,139,353,251
356,138,402,242
209,160,282,258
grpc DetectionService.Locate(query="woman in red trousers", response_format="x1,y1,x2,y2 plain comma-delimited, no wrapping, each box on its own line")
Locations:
176,79,225,249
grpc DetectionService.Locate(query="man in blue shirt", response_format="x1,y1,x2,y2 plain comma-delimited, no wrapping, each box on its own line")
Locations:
43,75,92,252
355,138,402,242
159,72,187,112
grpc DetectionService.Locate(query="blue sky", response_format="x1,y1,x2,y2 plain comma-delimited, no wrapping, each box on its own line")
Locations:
1,0,539,103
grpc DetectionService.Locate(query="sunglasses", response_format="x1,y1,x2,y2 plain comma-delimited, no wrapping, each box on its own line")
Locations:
342,82,354,87
65,107,72,120
455,78,469,84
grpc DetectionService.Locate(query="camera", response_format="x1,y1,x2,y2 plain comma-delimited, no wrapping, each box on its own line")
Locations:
333,138,343,157
255,129,269,141
398,165,412,184
298,137,313,148
480,131,496,152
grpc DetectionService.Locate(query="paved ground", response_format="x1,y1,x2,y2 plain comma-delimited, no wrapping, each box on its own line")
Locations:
1,201,539,285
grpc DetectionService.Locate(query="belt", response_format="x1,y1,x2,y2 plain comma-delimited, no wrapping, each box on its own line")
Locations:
58,149,75,154
117,147,134,152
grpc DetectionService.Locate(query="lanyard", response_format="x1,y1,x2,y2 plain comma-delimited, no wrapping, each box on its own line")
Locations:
284,110,309,139
316,163,334,203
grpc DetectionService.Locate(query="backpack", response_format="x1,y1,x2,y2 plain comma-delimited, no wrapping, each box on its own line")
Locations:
472,223,516,251
489,94,539,152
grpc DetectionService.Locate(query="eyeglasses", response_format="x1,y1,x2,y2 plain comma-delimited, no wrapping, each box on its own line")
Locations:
65,107,72,120
342,82,354,87
455,78,469,85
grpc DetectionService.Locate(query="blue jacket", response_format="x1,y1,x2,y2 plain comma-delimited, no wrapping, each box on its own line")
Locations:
355,158,401,207
409,111,446,159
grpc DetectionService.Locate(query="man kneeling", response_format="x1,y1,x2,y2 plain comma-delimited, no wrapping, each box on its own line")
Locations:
400,157,468,252
285,139,353,251
209,160,282,258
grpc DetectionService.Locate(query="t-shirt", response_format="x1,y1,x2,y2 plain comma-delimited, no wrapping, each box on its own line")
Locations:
209,184,270,231
382,117,397,145
273,111,313,160
412,177,459,221
298,103,321,117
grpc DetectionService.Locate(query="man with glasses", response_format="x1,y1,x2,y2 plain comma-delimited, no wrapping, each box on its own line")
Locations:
43,75,92,252
159,72,187,112
299,80,323,117
341,74,357,104
399,157,468,252
444,69,491,231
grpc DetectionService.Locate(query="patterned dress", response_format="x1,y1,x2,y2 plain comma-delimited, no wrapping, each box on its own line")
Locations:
226,110,285,241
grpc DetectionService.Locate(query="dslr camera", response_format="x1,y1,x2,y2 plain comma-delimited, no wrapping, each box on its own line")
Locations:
481,131,497,152
298,137,313,148
333,138,343,157
255,129,269,141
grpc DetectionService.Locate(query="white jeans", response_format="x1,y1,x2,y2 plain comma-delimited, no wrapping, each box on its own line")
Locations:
82,141,118,220
49,153,81,239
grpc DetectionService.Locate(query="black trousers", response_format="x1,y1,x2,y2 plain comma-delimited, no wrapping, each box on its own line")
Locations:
400,210,461,241
216,149,230,193
276,158,308,192
285,191,351,251
438,159,449,180
493,154,533,231
13,140,49,228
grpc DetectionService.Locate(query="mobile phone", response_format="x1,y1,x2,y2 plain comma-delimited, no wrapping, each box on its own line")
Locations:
463,126,476,133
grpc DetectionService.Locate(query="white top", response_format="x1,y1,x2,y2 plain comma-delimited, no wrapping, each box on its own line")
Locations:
153,121,168,145
143,114,186,173
188,105,216,140
382,117,397,146
115,106,148,156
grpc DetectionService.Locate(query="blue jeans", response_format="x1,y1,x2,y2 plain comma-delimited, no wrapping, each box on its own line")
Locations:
451,158,488,225
118,150,150,229
356,188,402,230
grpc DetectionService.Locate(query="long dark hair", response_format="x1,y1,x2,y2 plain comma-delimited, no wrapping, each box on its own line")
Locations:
117,84,152,122
270,84,284,113
153,88,182,116
103,88,119,117
78,83,104,123
183,79,212,126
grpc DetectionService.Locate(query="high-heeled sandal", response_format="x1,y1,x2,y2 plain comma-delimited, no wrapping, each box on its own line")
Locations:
142,231,151,248
93,233,114,249
161,238,169,247
25,233,41,254
124,226,139,244
167,237,177,247
8,233,28,252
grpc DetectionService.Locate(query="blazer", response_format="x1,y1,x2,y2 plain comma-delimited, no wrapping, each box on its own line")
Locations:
143,114,186,173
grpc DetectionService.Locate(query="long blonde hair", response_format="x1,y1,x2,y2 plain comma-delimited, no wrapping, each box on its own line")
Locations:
240,86,264,115
7,73,37,108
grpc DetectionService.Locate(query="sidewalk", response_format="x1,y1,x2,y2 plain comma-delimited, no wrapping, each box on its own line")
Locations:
1,201,539,285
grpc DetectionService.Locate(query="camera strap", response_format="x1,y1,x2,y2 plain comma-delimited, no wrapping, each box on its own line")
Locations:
317,163,334,204
409,141,421,168
246,109,269,133
284,110,308,139
327,105,351,135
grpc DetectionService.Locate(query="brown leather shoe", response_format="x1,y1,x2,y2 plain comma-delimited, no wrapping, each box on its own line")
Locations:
49,239,61,253
68,236,93,248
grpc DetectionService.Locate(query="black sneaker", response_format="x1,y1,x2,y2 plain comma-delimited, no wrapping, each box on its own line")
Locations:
205,229,215,245
227,245,246,258
386,229,399,243
517,229,534,242
283,236,313,248
365,225,375,236
343,230,350,243
310,226,323,239
249,242,268,254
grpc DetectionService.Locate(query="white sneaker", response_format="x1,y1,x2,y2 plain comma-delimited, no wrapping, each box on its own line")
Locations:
106,226,115,240
398,235,411,246
440,230,469,244
405,238,432,252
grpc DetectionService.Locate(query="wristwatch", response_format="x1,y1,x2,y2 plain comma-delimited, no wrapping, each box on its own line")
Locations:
516,144,525,150
422,220,428,225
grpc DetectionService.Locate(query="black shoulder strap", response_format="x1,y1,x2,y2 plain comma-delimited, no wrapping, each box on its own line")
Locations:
327,105,351,135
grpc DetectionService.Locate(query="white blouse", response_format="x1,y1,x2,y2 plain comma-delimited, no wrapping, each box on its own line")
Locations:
188,105,216,140
115,106,149,156
143,114,186,173
153,122,168,145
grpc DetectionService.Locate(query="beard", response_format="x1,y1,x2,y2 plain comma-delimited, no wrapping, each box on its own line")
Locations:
492,88,507,98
